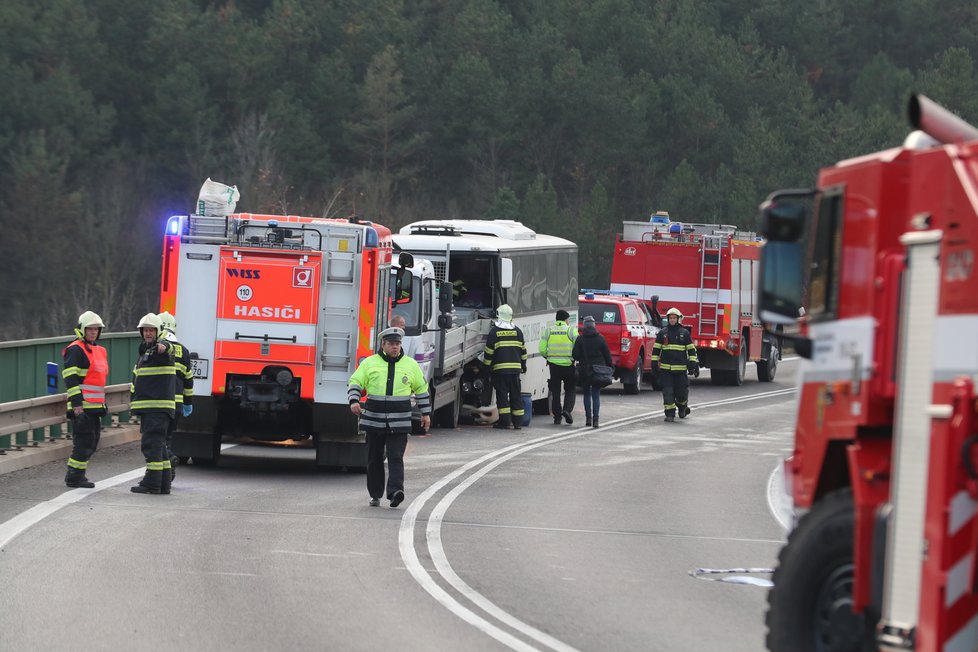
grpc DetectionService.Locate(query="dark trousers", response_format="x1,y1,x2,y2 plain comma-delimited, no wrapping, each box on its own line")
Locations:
660,372,689,417
582,384,602,419
492,374,523,417
366,430,408,500
548,364,576,416
69,411,102,465
138,413,171,491
165,412,180,459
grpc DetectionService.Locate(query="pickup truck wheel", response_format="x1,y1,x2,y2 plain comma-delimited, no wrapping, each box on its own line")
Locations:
757,344,779,382
765,489,873,652
622,359,642,395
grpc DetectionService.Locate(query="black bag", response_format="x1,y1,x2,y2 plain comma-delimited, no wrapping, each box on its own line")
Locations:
589,364,614,388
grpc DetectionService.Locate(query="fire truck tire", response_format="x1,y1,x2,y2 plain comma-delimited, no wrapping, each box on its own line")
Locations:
623,360,642,395
732,343,747,386
766,489,874,652
757,345,778,382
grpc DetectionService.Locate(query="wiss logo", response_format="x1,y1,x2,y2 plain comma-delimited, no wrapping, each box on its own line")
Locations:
226,268,261,279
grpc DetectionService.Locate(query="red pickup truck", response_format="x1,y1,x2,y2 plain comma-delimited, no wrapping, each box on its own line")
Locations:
577,290,659,394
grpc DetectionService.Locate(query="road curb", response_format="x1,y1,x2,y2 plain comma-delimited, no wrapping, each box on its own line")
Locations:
0,425,142,475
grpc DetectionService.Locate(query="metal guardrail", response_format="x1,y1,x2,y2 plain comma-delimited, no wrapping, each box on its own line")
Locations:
0,384,133,453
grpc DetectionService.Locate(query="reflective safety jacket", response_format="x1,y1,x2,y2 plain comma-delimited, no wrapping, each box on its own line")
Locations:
539,320,577,366
348,351,431,434
651,324,699,372
483,321,527,375
62,339,109,415
163,331,194,407
130,340,176,416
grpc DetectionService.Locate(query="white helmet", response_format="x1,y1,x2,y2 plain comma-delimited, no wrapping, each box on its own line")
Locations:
75,310,105,339
666,307,683,320
496,304,514,321
158,311,177,333
137,313,163,333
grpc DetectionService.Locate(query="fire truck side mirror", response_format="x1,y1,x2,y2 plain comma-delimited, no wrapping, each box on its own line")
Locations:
759,192,812,242
758,239,805,327
398,252,414,269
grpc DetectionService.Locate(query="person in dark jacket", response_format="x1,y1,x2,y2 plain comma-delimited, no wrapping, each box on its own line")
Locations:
158,311,193,482
130,313,176,495
651,307,699,422
483,304,527,430
572,315,613,428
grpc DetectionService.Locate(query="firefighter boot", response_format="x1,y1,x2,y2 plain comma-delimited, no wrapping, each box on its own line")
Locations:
493,414,511,430
664,412,675,423
65,467,95,489
131,470,163,494
678,403,690,419
169,455,179,481
512,415,522,430
160,462,172,495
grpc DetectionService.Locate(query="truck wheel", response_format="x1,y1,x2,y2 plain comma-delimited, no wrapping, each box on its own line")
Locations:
765,489,872,652
623,360,642,395
730,343,747,386
434,384,461,429
192,433,222,466
757,344,779,382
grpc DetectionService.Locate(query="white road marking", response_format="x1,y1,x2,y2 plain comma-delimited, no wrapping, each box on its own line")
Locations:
0,444,237,551
401,387,797,651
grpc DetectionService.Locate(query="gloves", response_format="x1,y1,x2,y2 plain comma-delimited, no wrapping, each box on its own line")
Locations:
182,404,193,417
521,364,527,374
688,363,699,377
651,362,659,375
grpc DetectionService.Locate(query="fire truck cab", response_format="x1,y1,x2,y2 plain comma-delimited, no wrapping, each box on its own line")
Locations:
759,96,978,652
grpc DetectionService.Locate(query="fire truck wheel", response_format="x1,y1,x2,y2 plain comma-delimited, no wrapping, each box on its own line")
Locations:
732,343,747,386
766,489,873,652
757,345,778,382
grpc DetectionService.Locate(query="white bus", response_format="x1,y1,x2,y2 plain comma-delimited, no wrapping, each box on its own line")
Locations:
393,220,578,421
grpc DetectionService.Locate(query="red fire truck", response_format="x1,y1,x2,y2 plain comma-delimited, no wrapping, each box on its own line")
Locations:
759,95,978,651
610,217,781,385
158,212,395,468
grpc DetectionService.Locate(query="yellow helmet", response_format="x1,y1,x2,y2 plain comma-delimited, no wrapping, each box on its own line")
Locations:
158,311,177,333
137,312,163,333
75,310,105,339
666,307,683,320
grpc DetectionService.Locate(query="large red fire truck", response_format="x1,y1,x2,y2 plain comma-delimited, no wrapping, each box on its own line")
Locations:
158,212,395,468
610,216,781,385
759,95,978,651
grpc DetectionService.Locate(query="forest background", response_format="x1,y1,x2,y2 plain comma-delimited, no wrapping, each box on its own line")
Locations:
3,0,977,338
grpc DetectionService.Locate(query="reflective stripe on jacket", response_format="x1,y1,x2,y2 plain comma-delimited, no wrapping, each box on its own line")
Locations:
483,323,527,374
651,325,699,371
62,339,109,411
539,321,577,366
348,352,430,433
164,332,194,406
130,340,177,415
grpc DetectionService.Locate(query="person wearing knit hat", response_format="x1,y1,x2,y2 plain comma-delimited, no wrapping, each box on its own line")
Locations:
483,304,527,430
573,315,613,428
540,309,578,425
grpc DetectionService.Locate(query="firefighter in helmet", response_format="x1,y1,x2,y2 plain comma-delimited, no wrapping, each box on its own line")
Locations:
483,304,527,430
158,311,193,482
130,313,176,494
651,307,699,422
62,311,109,488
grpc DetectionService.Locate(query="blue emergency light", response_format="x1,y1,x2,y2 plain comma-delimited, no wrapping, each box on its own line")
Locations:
166,216,181,235
46,362,59,394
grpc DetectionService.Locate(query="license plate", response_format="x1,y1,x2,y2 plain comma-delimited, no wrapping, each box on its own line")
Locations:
191,358,209,379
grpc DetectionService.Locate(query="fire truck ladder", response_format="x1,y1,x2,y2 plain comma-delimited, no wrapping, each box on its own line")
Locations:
697,235,723,337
